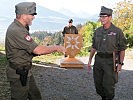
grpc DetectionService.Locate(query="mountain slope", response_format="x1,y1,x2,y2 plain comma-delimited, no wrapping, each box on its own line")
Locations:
0,1,96,42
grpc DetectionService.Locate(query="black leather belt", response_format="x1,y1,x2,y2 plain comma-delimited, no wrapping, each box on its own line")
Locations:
8,62,32,70
97,52,113,58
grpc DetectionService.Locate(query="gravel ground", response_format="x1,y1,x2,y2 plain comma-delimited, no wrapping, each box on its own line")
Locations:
0,53,11,100
31,56,133,100
0,52,133,100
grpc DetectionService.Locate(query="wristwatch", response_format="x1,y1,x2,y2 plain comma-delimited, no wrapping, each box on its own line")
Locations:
119,62,124,65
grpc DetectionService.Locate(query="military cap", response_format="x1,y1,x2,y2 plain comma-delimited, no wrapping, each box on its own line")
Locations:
100,6,113,16
15,2,37,15
68,19,73,23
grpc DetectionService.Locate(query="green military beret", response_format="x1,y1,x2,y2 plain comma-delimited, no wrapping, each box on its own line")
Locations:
100,6,113,16
15,2,37,15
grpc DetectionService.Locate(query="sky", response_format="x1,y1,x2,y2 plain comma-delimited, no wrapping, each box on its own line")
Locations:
27,0,124,15
0,0,125,42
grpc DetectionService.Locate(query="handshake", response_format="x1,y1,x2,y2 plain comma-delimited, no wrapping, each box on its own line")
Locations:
54,45,66,54
33,45,66,56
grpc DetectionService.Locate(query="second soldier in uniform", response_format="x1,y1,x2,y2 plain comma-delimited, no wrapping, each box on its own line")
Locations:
62,19,78,57
62,19,78,37
88,6,127,100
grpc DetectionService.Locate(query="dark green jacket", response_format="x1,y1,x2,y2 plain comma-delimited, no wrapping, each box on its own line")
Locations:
5,19,38,78
62,25,78,37
92,23,127,53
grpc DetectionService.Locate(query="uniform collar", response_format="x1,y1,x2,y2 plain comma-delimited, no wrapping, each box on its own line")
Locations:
14,19,25,28
102,23,114,31
14,19,29,33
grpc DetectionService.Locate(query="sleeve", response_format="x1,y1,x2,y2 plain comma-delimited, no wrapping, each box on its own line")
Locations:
10,30,38,54
62,27,66,37
118,30,127,51
92,31,96,49
75,27,78,34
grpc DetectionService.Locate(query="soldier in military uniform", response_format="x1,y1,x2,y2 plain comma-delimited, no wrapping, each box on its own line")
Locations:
62,19,78,57
62,19,78,36
5,2,66,100
88,6,127,100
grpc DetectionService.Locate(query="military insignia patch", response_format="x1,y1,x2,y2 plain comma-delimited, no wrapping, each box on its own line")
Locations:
108,32,117,36
25,35,32,42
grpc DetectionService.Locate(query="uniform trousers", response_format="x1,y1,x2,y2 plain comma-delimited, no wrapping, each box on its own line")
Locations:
8,75,42,100
93,54,117,99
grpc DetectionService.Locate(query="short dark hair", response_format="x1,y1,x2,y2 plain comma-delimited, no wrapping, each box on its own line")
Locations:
16,14,21,19
68,19,73,23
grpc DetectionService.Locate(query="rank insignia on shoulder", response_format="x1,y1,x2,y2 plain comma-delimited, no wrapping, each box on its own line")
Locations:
25,35,32,42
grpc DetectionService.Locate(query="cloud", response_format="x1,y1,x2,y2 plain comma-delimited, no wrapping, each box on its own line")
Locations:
26,0,102,15
26,0,124,15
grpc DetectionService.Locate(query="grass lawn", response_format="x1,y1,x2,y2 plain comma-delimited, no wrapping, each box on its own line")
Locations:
33,53,63,64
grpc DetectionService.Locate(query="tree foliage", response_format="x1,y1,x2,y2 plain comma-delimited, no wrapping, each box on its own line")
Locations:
31,0,133,57
52,31,64,45
113,0,133,48
78,21,101,56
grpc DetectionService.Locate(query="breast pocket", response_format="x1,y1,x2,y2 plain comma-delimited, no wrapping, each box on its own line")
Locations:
107,35,117,50
95,35,102,49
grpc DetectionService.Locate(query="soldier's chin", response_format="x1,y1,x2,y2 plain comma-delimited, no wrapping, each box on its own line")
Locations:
101,22,106,25
28,23,32,26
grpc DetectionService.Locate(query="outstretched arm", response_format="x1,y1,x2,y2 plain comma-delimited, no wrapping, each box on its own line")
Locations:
33,45,66,55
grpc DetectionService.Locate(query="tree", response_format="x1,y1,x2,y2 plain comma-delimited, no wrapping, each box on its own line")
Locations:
43,36,53,46
113,0,133,48
113,0,133,31
78,21,100,56
76,24,83,32
53,31,64,45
